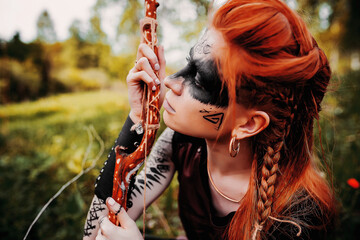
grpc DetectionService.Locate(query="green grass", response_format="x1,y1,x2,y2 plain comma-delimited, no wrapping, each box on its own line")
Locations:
0,89,130,173
0,89,181,239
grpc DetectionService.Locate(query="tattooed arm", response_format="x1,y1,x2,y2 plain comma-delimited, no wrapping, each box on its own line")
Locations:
127,127,175,219
83,196,108,239
83,127,175,239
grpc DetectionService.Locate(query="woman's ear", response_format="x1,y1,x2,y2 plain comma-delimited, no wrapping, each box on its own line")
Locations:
232,111,270,139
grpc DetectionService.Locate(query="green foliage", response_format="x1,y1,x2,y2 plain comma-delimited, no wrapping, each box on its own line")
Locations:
0,90,129,239
118,0,143,36
341,0,360,50
0,0,213,105
314,71,360,239
88,14,107,44
1,32,31,61
0,89,183,239
0,33,135,104
0,58,42,102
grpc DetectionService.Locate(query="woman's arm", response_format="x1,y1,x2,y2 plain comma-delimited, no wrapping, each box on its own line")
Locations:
83,128,175,239
83,41,166,239
127,127,175,220
83,195,108,240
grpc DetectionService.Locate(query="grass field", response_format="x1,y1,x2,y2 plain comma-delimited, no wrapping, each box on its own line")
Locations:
0,89,180,239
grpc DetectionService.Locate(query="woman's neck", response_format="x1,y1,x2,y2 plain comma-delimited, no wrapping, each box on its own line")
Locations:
205,137,253,214
205,138,253,175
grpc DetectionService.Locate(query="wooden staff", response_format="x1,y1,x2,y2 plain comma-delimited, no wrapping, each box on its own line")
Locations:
109,0,161,226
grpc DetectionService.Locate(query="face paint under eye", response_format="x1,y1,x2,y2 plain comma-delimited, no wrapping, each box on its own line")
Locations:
170,47,229,107
186,59,229,108
194,73,204,89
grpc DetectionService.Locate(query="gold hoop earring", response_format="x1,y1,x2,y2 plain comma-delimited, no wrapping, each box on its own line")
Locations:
229,137,240,157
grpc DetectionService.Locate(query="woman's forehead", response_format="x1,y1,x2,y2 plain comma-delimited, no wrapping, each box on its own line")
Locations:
191,28,224,61
191,29,215,60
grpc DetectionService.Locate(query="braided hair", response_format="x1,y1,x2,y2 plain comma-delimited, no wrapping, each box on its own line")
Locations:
212,0,335,239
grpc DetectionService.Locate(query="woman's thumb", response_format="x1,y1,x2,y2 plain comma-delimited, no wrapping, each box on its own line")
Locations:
106,197,134,228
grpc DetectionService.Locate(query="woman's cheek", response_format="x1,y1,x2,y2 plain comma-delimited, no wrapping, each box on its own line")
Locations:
199,108,225,130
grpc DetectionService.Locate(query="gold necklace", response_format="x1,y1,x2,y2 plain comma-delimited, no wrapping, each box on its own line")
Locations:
207,158,242,203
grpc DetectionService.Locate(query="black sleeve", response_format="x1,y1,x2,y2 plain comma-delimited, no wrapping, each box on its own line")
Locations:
94,115,144,202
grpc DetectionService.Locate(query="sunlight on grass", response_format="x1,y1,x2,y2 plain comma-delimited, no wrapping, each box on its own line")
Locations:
0,89,129,129
0,88,132,178
0,89,132,239
0,88,131,172
0,89,182,239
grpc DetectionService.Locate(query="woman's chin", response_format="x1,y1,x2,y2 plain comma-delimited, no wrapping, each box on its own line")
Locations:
163,111,180,133
163,111,172,128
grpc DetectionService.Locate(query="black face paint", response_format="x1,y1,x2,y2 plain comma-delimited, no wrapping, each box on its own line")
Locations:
170,47,229,107
200,108,211,113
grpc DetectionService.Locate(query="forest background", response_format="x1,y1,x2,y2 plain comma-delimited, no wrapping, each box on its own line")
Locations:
0,0,359,239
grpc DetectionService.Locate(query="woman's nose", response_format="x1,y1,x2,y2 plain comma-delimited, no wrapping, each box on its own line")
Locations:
164,76,184,95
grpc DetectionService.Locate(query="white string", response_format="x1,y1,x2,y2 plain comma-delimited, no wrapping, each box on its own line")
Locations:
269,216,302,236
251,216,302,240
142,89,150,238
251,222,263,240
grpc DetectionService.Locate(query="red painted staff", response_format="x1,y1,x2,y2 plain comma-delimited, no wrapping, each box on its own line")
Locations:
108,0,161,226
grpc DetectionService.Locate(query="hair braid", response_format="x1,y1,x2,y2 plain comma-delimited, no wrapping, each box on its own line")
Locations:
272,88,297,139
254,135,284,238
252,88,297,239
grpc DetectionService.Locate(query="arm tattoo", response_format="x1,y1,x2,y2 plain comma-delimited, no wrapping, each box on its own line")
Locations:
126,128,174,209
83,197,106,237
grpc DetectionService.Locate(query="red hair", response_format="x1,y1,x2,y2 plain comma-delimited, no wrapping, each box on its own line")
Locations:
212,0,336,239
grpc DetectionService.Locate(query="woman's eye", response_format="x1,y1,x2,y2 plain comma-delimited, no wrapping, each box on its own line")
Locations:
194,73,204,88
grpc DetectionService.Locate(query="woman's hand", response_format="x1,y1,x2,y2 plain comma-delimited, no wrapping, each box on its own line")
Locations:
96,197,143,240
127,44,166,123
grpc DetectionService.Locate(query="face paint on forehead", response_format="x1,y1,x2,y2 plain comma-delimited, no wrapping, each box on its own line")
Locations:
170,34,229,108
194,29,212,55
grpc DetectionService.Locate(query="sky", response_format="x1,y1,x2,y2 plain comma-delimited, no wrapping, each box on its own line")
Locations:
0,0,97,42
0,0,199,66
0,0,300,44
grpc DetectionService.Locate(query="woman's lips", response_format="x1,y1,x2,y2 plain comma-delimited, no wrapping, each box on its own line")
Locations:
163,98,176,113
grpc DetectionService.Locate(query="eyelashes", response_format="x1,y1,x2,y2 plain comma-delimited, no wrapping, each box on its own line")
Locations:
194,72,205,89
184,58,207,89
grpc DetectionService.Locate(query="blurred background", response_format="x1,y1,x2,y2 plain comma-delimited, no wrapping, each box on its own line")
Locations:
0,0,359,239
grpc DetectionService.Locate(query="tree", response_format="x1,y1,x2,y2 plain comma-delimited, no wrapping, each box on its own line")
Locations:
2,32,29,61
36,10,57,44
69,20,85,42
36,10,58,96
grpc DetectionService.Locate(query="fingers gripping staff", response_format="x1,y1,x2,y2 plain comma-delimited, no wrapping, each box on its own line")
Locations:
109,0,161,226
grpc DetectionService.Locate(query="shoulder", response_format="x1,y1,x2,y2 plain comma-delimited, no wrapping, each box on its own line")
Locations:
267,190,335,240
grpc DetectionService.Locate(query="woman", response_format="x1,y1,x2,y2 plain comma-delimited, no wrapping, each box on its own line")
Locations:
83,0,336,239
